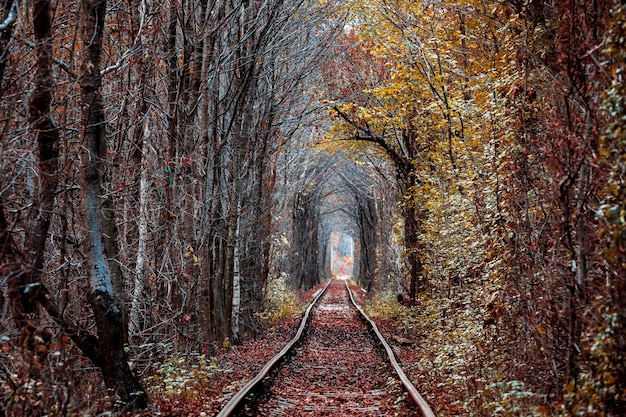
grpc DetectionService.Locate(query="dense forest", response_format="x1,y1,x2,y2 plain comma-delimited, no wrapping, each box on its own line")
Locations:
0,0,624,415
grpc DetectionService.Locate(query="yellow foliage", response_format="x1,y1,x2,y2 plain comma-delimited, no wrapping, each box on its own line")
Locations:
258,273,306,323
323,0,523,288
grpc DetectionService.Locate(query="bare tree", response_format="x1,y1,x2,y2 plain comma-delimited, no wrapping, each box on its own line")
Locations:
4,0,59,352
71,0,147,407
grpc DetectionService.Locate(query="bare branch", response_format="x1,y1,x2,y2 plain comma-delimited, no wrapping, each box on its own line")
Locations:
22,38,78,79
331,105,406,171
0,0,16,31
101,0,146,76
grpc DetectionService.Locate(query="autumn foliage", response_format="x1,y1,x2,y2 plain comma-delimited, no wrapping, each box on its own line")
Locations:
326,0,626,414
1,0,625,414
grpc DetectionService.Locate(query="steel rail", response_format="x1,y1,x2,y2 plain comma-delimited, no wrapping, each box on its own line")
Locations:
215,279,333,417
344,279,436,417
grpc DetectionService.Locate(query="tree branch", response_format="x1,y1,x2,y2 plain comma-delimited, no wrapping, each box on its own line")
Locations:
31,283,103,367
0,0,16,31
101,0,146,76
331,105,407,172
22,39,78,79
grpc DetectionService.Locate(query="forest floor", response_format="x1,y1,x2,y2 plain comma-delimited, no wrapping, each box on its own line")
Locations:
126,278,547,417
127,317,301,416
126,283,323,417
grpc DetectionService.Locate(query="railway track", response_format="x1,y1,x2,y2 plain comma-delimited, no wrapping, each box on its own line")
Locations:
216,279,435,417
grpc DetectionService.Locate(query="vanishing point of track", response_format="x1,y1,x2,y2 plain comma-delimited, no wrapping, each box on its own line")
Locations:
216,279,435,417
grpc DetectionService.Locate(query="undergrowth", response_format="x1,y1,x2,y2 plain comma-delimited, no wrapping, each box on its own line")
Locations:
142,273,306,404
0,334,106,416
364,286,549,416
363,289,410,320
144,351,225,400
257,272,306,323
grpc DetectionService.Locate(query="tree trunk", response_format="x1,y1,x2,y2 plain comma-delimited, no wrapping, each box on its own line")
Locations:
79,0,147,408
6,0,59,351
231,202,241,345
400,167,424,301
130,115,151,336
404,203,423,301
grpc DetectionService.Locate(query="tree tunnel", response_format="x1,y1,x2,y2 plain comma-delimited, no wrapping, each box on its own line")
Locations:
284,148,400,293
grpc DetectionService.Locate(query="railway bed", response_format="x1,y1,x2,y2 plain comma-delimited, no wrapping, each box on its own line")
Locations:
216,279,435,417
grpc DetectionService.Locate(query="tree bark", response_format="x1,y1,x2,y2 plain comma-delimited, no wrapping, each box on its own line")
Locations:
231,202,241,344
129,115,151,336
